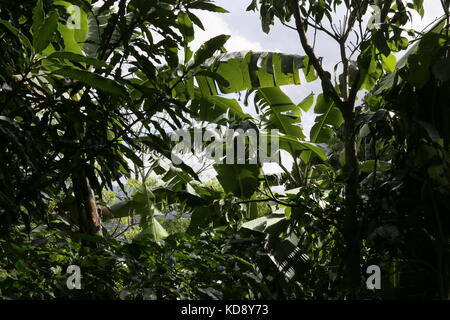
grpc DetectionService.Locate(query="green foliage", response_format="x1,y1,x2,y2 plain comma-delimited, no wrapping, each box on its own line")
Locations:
52,67,128,96
255,87,305,139
33,10,58,53
192,51,310,96
0,227,283,299
1,0,450,301
214,164,261,199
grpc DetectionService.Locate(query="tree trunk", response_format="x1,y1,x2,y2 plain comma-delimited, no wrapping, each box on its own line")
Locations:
72,170,103,240
342,102,361,298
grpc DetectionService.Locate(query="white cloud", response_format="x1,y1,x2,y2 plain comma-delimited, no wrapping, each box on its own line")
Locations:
190,11,279,52
411,2,446,31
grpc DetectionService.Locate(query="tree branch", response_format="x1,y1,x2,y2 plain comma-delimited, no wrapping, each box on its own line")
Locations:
340,40,349,101
289,0,342,107
234,197,300,208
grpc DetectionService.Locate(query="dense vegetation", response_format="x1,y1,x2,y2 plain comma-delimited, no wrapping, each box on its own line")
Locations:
0,0,449,300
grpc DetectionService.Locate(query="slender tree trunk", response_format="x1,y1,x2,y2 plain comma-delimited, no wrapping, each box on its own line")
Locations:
342,102,361,298
289,0,362,298
72,170,103,239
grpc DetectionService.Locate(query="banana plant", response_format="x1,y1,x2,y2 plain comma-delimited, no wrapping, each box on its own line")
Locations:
253,86,329,183
180,38,323,188
106,182,169,241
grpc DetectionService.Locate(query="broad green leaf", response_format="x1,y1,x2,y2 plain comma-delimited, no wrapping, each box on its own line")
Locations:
191,91,250,123
261,133,328,161
404,31,446,87
214,164,260,199
301,93,342,163
187,2,229,13
195,70,229,88
246,200,259,219
272,53,298,86
381,54,397,73
47,52,110,69
256,87,305,139
196,51,308,94
357,43,383,91
177,12,194,43
193,35,230,67
187,205,217,234
313,93,331,114
290,140,328,161
33,11,58,53
108,184,169,242
0,19,32,50
413,0,425,17
260,2,274,33
308,124,333,144
311,95,343,148
298,93,314,112
134,217,169,241
314,107,344,128
54,1,88,54
213,51,252,94
195,72,219,96
376,18,447,92
187,12,205,31
129,183,168,241
246,0,258,11
313,94,343,130
31,0,44,36
52,67,127,96
302,56,318,82
107,184,155,220
57,25,83,54
241,213,288,235
160,166,194,191
405,55,429,86
373,30,391,56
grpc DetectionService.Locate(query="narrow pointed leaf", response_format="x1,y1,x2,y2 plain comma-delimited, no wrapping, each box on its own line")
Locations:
33,11,58,53
52,67,127,96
